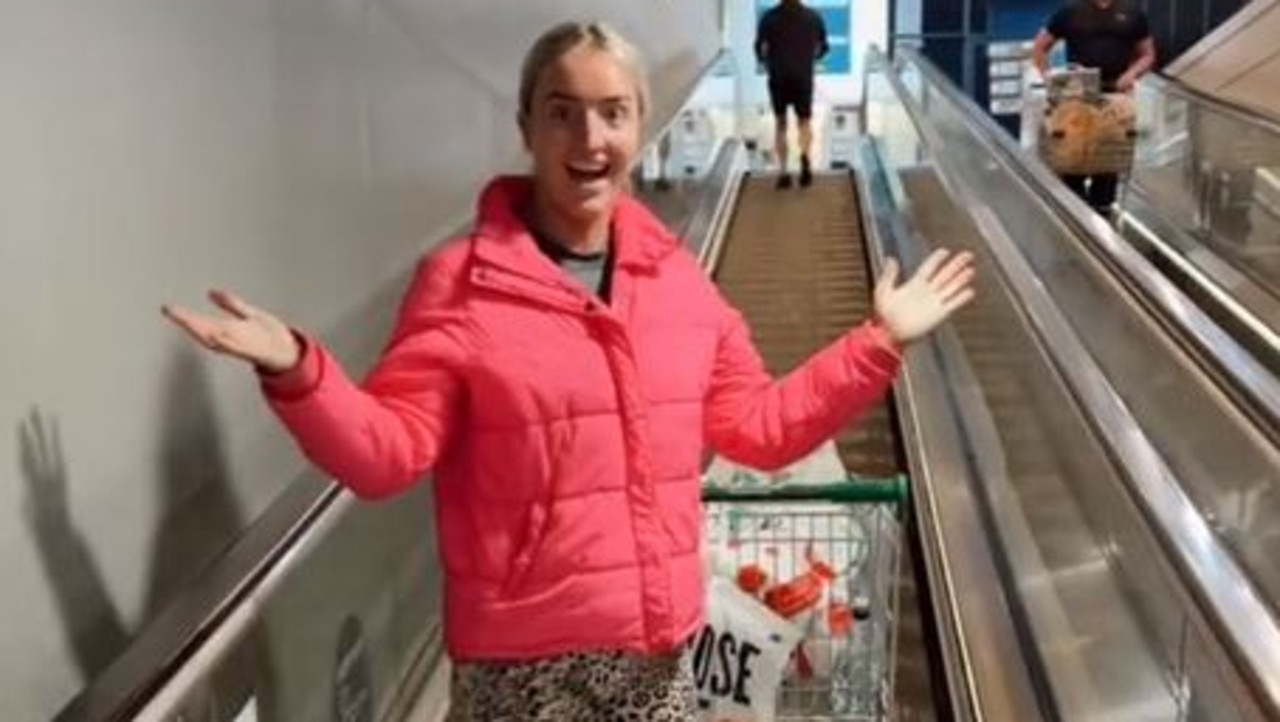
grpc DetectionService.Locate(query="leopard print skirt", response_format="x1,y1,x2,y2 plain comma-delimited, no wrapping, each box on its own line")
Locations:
445,647,697,722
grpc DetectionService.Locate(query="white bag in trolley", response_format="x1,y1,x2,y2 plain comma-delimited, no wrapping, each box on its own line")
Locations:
690,577,803,721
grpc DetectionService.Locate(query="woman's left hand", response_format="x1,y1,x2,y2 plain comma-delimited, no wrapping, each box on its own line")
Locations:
874,249,976,346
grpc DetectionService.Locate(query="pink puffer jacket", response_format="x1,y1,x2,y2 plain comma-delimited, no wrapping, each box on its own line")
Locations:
262,176,902,661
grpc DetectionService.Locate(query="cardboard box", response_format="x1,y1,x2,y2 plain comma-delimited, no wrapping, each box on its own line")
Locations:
1039,92,1137,175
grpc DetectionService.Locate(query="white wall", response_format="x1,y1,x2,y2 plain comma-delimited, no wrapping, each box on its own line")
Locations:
1166,0,1280,120
0,0,719,718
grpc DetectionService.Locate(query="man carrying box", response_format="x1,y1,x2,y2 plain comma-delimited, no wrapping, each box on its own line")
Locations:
1032,0,1156,216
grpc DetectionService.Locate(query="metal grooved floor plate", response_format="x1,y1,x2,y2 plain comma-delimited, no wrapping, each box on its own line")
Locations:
713,175,898,477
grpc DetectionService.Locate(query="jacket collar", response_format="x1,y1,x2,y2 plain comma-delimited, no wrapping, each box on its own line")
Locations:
470,175,678,279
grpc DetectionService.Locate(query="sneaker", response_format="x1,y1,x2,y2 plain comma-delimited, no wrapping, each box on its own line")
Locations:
799,155,813,187
776,173,793,190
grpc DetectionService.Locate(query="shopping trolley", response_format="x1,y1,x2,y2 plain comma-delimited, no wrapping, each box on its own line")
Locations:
1029,66,1139,177
701,477,906,721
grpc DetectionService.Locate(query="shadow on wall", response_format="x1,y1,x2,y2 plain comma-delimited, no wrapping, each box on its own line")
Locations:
19,410,130,679
19,345,277,718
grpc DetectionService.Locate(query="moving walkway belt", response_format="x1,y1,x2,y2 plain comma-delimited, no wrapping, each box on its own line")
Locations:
710,173,937,720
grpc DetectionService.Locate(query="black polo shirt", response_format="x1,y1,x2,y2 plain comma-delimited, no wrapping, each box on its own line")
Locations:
1047,0,1151,86
755,1,829,81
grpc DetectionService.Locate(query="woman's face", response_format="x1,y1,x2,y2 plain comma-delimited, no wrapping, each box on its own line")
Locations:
522,45,642,228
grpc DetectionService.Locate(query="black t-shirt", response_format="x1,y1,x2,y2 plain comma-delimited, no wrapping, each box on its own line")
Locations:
531,228,614,302
1046,0,1151,85
755,1,829,82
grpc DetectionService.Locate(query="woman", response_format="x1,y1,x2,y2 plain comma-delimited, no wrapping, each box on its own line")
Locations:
164,21,974,721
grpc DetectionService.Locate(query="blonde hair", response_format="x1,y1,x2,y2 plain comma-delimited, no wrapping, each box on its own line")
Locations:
518,21,650,120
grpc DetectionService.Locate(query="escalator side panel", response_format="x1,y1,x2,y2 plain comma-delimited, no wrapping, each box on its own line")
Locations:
902,168,1183,722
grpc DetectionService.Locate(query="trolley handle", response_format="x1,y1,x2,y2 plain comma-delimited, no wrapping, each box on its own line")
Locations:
701,474,908,506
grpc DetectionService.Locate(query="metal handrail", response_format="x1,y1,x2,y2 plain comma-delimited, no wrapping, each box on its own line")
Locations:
854,126,1048,722
892,44,1280,720
694,141,747,273
683,138,746,261
1118,189,1280,371
702,476,908,505
909,48,1280,439
59,47,733,722
56,478,348,721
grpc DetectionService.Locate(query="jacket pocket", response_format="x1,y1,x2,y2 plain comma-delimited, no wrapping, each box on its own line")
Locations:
502,502,549,596
500,423,569,594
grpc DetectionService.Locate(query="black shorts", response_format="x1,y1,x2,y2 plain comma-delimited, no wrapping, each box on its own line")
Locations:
768,75,814,121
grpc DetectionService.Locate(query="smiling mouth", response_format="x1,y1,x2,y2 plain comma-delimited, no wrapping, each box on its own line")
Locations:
566,163,612,183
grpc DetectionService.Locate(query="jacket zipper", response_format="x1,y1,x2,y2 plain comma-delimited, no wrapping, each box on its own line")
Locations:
469,264,616,320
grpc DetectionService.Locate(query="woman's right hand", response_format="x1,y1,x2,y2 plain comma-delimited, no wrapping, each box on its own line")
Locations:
874,249,976,346
162,290,301,373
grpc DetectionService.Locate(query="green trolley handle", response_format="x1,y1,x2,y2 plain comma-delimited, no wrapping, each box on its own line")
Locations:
701,474,909,508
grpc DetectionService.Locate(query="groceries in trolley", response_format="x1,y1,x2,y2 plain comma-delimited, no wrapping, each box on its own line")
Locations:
708,513,869,678
702,441,894,719
1034,65,1138,175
